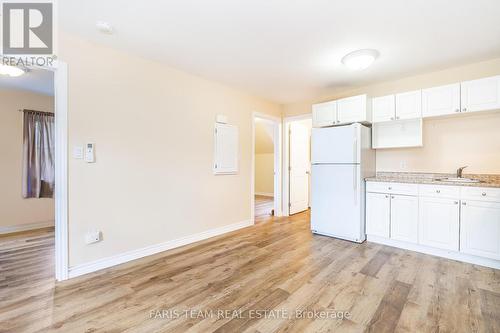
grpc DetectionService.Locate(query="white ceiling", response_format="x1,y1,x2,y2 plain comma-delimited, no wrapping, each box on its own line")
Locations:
60,0,500,104
0,68,54,96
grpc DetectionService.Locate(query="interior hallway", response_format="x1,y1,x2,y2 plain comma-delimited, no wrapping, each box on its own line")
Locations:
1,213,499,332
254,195,274,222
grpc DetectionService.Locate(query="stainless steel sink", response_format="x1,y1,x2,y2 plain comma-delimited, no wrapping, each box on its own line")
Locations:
434,177,482,183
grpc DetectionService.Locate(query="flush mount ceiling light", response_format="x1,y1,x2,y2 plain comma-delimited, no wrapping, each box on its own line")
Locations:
96,21,114,34
0,64,25,77
341,49,379,70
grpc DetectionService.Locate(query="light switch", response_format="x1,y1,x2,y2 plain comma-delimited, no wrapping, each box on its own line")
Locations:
73,146,84,159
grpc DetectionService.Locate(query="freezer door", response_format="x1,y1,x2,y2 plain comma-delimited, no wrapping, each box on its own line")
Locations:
311,124,360,164
311,164,364,242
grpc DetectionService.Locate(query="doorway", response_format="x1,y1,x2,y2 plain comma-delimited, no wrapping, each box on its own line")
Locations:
284,115,312,216
0,62,68,281
252,113,282,222
0,67,56,280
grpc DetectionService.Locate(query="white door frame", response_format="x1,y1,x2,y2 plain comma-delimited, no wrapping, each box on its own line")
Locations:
32,61,69,281
251,112,282,221
54,61,69,281
283,114,312,216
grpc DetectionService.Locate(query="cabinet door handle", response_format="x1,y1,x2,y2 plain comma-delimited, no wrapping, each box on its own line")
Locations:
390,117,394,121
482,192,487,196
455,109,460,113
462,202,467,206
462,108,467,112
388,187,392,190
436,190,441,193
454,201,459,205
391,196,395,199
385,195,389,199
396,116,400,120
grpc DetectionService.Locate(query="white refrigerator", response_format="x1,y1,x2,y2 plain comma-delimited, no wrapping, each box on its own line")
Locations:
311,123,375,243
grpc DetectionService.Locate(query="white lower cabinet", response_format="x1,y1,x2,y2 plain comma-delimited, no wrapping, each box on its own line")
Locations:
460,200,500,260
366,192,390,237
391,195,419,243
366,182,500,268
366,191,418,243
418,197,460,251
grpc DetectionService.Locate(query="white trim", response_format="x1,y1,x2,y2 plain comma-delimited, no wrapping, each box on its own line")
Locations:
68,219,253,279
252,112,282,220
0,221,54,234
367,235,500,270
53,61,69,281
255,192,274,197
283,113,312,216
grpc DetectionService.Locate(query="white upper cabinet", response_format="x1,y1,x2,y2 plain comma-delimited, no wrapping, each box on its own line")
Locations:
422,83,461,118
372,95,395,123
336,94,371,124
312,101,337,127
461,75,500,113
460,200,500,260
395,90,422,120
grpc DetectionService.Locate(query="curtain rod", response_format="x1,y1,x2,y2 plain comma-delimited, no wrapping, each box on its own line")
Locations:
18,109,54,116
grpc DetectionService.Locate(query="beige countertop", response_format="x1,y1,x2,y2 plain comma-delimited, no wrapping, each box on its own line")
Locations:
365,172,500,188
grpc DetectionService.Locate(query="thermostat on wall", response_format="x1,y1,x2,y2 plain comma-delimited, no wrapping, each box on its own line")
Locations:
216,114,228,124
85,143,95,163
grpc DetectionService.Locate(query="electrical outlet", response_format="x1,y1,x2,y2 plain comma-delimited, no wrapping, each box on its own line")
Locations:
85,230,101,244
400,160,407,170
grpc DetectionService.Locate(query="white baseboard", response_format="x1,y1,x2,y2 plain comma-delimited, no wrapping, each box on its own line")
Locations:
255,192,274,197
367,235,500,270
68,219,253,279
0,221,54,234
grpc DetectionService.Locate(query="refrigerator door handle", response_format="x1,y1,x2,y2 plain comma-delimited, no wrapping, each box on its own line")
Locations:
353,140,357,163
353,167,358,205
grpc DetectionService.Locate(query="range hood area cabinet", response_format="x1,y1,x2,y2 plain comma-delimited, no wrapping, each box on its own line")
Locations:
312,94,371,127
372,90,422,123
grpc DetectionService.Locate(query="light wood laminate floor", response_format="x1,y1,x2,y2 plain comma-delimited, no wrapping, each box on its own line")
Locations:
1,212,500,333
254,195,274,222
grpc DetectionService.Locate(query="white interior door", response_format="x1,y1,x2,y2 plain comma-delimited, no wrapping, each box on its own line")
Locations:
289,121,310,215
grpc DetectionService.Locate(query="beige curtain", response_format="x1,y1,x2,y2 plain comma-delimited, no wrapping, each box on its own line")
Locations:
22,110,55,198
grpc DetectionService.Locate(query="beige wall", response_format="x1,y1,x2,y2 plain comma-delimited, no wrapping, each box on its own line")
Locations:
255,154,274,195
254,121,274,195
0,89,55,229
59,32,282,267
283,58,500,174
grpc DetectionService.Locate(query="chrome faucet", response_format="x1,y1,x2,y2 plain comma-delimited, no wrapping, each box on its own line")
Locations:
456,166,468,178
